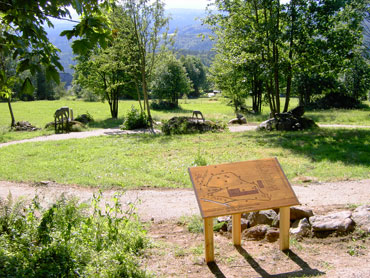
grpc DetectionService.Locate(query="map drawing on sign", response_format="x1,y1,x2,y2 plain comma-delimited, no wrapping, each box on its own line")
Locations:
189,158,300,218
200,172,271,207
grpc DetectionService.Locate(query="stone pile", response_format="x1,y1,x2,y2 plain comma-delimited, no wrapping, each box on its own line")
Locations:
228,114,247,125
258,106,317,131
215,205,370,242
13,121,40,131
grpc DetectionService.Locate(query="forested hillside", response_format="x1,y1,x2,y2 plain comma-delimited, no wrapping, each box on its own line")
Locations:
46,8,214,75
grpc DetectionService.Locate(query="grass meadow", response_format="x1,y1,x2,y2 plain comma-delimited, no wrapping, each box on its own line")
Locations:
0,128,369,188
0,97,369,188
1,98,369,130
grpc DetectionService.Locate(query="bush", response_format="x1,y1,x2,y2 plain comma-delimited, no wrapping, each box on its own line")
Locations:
0,193,149,278
308,92,362,109
75,112,94,124
161,116,224,135
150,100,178,110
121,106,149,130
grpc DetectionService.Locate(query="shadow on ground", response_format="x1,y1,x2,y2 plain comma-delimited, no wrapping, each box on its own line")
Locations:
245,128,370,167
208,247,325,278
88,118,123,129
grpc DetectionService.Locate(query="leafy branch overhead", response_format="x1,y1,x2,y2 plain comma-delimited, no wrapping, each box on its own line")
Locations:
0,0,112,85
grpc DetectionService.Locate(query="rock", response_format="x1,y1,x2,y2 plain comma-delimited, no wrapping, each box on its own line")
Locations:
45,120,85,132
227,218,249,232
309,211,355,235
228,117,247,125
292,176,318,183
244,225,269,240
257,106,317,131
257,118,277,131
248,209,278,227
352,205,370,233
290,207,314,221
75,114,94,124
162,116,224,135
217,216,231,232
290,218,311,237
290,106,305,118
13,121,40,131
217,216,231,223
266,228,280,242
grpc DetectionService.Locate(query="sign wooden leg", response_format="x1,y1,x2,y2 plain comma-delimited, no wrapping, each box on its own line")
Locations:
204,217,214,263
279,206,290,250
232,213,241,246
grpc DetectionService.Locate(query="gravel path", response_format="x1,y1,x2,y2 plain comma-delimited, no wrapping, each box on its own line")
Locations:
1,179,369,222
0,128,161,148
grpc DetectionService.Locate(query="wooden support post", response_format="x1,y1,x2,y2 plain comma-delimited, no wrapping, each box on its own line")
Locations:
279,206,290,250
232,213,241,246
204,217,214,263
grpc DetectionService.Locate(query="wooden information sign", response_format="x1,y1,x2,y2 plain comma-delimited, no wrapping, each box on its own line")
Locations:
188,157,300,263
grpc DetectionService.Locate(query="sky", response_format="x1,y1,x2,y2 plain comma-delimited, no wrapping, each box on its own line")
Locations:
164,0,210,10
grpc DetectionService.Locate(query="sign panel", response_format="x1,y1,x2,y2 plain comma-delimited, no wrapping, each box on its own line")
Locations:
189,158,300,218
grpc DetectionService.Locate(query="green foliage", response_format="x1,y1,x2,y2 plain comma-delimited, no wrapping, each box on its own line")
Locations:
75,112,94,124
121,106,149,130
150,100,179,110
181,55,207,97
193,151,207,167
179,215,204,233
161,117,224,135
308,92,362,110
151,54,191,107
0,192,149,277
207,0,368,113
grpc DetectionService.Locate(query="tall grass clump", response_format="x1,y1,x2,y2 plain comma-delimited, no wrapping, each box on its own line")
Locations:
0,192,150,278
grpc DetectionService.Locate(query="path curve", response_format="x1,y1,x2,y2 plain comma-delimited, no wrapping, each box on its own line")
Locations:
0,128,159,148
1,179,369,222
1,124,369,148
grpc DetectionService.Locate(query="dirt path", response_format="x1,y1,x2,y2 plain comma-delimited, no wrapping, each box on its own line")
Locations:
1,179,369,222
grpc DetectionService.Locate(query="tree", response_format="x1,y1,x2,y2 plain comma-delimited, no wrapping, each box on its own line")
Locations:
210,54,250,115
73,6,137,118
151,55,191,107
122,0,169,129
0,0,112,126
206,0,367,114
181,56,207,97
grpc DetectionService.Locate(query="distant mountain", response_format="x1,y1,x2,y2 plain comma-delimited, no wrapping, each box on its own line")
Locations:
45,21,75,75
45,8,214,75
166,8,214,52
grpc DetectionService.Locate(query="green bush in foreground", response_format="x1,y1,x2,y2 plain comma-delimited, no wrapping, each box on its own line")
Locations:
0,193,149,278
121,106,149,130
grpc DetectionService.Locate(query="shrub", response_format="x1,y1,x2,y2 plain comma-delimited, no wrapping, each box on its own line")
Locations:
0,193,149,278
161,116,224,135
75,112,94,124
121,106,149,130
308,92,362,109
150,100,178,110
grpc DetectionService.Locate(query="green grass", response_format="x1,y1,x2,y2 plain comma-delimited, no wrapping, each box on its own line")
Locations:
1,98,369,143
0,128,368,188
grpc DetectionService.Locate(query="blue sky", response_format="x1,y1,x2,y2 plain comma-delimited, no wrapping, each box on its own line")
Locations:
164,0,210,10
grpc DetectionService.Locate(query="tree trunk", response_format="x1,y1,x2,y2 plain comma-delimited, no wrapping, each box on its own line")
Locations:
7,97,15,127
141,68,153,130
284,0,296,112
135,81,144,113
